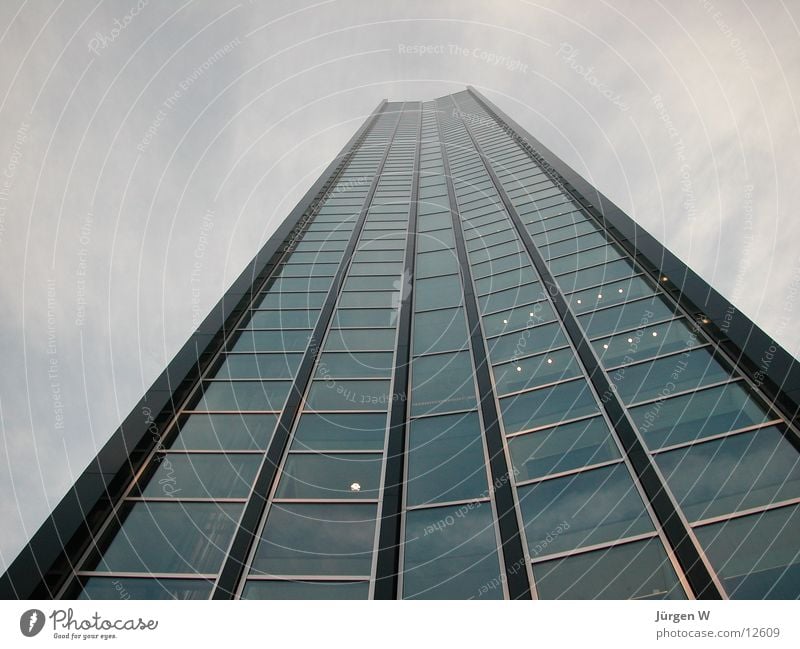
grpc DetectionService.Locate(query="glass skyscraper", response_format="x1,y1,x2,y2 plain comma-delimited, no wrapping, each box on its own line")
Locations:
3,89,799,600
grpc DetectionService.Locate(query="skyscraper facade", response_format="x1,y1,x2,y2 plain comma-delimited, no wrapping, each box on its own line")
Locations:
3,89,799,600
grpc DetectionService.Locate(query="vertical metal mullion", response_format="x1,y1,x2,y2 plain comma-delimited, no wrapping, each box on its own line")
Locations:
212,104,404,599
453,93,725,600
435,102,532,600
373,103,423,599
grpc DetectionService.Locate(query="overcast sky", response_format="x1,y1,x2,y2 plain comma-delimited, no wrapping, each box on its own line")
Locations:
1,0,798,569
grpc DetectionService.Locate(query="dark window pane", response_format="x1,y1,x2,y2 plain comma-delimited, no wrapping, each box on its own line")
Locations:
194,381,290,411
241,580,368,600
631,382,773,449
138,453,260,499
413,307,468,355
517,463,653,557
694,505,800,599
403,502,502,599
344,275,401,291
213,353,302,380
317,352,394,378
169,414,277,451
479,282,543,315
493,347,581,395
244,310,319,329
482,302,555,337
474,266,538,295
555,258,636,293
655,427,800,521
568,275,656,315
349,262,403,276
95,502,241,573
593,319,700,367
325,328,396,351
306,380,391,411
267,276,333,291
508,417,619,481
500,380,599,434
78,577,212,600
578,295,677,339
333,308,399,327
291,413,387,451
411,351,477,416
472,252,527,279
416,249,459,278
229,330,311,352
276,453,383,499
255,292,327,309
339,291,399,308
486,322,568,364
416,275,462,310
277,262,339,277
541,231,608,260
533,538,686,600
611,348,731,405
407,412,487,506
548,245,625,276
418,229,455,252
251,503,377,576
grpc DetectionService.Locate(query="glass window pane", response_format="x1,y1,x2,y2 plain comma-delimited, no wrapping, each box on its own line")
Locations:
339,291,399,308
276,263,339,276
518,463,653,557
403,502,503,599
479,282,543,315
416,275,462,310
251,503,377,576
344,275,401,291
418,229,455,252
255,292,327,309
213,353,302,380
493,348,581,395
531,219,598,244
416,250,459,278
527,210,586,235
655,426,800,521
241,580,368,600
193,381,290,411
306,380,391,411
138,453,260,499
349,262,403,276
267,276,333,292
500,380,599,435
229,330,311,352
508,417,619,481
533,538,686,600
555,258,636,293
353,250,404,263
541,231,608,260
276,453,383,499
316,352,394,378
169,414,277,451
325,328,396,351
333,308,399,327
244,310,319,329
411,352,477,416
593,319,700,367
578,295,677,339
611,348,731,405
78,577,212,600
548,245,625,276
95,502,241,573
567,275,656,315
631,382,774,449
472,252,527,279
474,266,538,295
413,308,468,355
487,322,569,364
694,505,800,599
291,413,387,451
482,302,556,337
407,412,488,506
